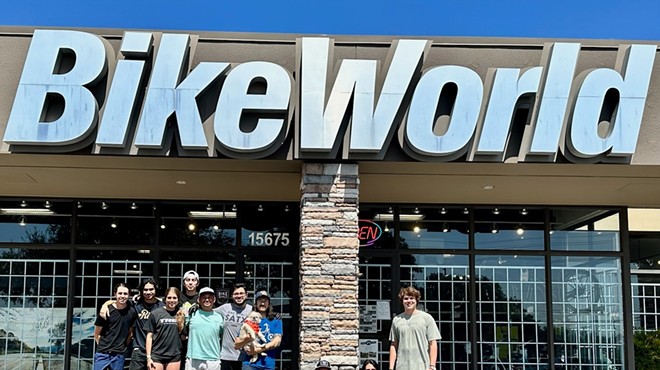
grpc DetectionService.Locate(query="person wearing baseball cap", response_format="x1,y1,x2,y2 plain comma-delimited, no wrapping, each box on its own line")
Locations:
180,270,200,309
315,359,332,370
180,287,224,370
234,289,282,370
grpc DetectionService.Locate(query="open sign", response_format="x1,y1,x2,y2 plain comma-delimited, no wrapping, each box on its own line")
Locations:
359,220,383,247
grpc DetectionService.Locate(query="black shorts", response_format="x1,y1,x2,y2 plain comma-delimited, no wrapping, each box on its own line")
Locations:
153,353,181,364
221,360,243,370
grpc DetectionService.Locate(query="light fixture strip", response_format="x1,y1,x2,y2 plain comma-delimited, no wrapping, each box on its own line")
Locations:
187,211,237,219
0,208,55,215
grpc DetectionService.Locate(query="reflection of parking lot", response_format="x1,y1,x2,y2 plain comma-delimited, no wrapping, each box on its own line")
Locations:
1,353,68,370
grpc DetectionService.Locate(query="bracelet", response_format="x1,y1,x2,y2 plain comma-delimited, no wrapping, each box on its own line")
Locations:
147,356,152,360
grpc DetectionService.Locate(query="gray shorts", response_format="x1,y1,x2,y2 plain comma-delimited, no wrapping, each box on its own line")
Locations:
185,358,222,370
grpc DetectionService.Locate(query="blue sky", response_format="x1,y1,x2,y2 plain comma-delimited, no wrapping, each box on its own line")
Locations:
1,0,659,40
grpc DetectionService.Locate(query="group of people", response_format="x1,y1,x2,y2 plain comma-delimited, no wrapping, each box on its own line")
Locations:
92,270,282,370
93,273,440,370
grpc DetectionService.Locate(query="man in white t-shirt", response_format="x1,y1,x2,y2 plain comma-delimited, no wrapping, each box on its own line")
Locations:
389,286,441,370
214,283,253,370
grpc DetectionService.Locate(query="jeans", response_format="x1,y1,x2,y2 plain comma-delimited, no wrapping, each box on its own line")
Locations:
241,363,269,370
94,352,126,370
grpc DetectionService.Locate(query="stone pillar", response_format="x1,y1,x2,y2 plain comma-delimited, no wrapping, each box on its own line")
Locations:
299,163,360,370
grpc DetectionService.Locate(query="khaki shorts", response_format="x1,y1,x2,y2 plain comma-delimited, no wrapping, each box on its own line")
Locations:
185,358,222,370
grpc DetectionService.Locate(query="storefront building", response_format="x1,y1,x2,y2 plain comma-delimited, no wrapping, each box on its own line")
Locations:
0,27,659,370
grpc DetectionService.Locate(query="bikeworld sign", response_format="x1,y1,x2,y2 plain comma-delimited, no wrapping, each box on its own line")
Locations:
2,30,657,163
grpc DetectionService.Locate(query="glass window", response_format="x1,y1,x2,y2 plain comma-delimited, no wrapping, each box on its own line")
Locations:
159,250,236,292
475,207,544,251
0,200,71,244
159,202,238,247
358,254,394,366
358,206,396,249
400,254,470,370
551,256,623,369
630,232,660,331
398,207,469,250
241,203,298,248
476,256,548,369
0,250,69,369
550,208,620,251
76,201,155,245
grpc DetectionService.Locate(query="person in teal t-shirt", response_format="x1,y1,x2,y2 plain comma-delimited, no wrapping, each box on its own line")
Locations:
182,287,225,370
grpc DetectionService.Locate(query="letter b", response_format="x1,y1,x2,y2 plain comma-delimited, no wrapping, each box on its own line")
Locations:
4,30,110,146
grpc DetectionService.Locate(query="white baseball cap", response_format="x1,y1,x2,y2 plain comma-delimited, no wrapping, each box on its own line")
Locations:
183,270,199,281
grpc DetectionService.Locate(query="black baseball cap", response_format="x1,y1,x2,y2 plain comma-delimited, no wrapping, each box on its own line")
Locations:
254,290,270,301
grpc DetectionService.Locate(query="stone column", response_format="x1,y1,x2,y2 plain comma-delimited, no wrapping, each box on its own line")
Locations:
299,163,360,370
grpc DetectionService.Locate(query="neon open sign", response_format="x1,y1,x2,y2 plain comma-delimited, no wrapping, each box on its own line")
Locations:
358,220,383,247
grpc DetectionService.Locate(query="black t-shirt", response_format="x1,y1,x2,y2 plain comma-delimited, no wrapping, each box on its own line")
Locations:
145,307,182,358
180,291,199,308
133,300,165,351
95,304,137,354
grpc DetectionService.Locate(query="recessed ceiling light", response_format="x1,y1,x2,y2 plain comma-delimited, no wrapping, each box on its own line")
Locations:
482,185,495,190
176,180,186,185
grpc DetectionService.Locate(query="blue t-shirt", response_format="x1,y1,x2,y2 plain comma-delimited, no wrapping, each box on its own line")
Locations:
241,317,283,370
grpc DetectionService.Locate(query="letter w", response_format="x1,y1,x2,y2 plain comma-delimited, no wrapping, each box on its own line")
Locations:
297,37,430,159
